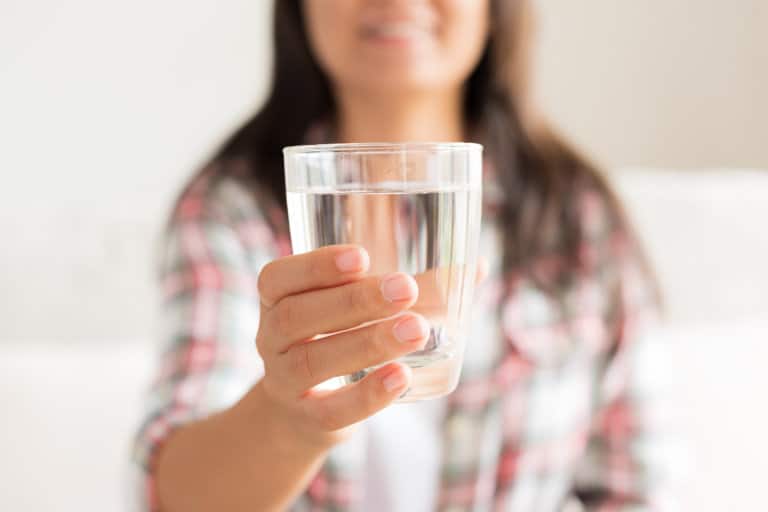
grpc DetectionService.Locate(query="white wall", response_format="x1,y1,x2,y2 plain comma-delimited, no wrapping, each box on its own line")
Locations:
536,0,768,169
1,0,272,343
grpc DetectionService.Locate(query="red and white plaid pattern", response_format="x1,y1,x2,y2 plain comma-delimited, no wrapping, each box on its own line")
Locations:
133,163,672,511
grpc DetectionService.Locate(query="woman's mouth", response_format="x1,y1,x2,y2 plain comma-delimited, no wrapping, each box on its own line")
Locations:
360,20,436,46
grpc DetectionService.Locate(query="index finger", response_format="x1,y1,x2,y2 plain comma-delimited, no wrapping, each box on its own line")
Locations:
257,245,370,308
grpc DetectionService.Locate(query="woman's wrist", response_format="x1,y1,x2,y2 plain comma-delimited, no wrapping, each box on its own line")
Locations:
235,380,343,458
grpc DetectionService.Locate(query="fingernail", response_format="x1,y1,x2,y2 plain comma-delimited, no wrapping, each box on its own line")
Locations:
393,315,429,343
380,273,417,303
382,369,408,393
335,248,368,273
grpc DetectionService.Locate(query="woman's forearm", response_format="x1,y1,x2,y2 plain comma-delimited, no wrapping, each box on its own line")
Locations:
154,381,331,512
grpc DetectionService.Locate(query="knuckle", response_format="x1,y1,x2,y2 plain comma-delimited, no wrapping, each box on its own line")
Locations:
257,262,277,302
365,323,393,362
287,343,313,383
345,281,374,316
306,254,326,281
269,300,295,340
254,329,268,354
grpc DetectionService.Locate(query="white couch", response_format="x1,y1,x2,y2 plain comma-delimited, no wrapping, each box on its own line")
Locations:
1,169,767,511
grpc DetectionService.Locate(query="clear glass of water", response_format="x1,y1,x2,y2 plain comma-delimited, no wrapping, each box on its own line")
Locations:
283,142,483,401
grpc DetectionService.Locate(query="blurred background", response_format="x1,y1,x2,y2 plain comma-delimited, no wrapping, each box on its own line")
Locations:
1,0,766,510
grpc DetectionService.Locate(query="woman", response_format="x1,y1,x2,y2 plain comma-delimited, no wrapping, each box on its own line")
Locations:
134,1,668,510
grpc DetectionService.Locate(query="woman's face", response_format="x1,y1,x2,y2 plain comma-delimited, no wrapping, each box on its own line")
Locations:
303,0,490,95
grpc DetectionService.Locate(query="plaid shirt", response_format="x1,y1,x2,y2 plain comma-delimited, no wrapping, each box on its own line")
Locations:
133,160,671,511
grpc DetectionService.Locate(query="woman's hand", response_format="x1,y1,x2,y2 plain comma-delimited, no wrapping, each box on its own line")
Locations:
154,244,485,512
254,244,429,448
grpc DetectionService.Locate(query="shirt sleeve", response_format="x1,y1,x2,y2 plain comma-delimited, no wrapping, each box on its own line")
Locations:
571,231,677,511
131,181,277,511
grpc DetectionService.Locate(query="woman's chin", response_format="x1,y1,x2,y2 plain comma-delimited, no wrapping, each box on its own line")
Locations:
351,67,444,94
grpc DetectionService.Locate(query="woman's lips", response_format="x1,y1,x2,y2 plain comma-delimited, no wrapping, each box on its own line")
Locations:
360,21,435,45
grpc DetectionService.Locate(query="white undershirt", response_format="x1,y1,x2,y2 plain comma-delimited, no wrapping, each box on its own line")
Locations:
359,397,447,512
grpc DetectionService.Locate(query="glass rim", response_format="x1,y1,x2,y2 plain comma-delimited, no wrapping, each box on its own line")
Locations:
283,141,483,156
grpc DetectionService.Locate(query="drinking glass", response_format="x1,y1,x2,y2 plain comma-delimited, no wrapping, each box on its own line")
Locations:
283,142,482,401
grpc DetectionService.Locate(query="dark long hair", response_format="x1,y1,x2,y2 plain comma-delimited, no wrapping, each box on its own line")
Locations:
213,0,643,290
